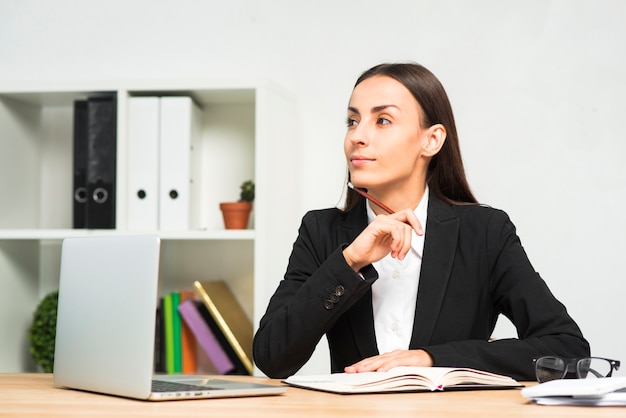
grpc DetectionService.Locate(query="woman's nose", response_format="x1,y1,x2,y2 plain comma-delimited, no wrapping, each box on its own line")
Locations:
348,124,368,146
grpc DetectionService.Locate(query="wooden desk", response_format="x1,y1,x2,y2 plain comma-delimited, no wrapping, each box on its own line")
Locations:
1,374,624,417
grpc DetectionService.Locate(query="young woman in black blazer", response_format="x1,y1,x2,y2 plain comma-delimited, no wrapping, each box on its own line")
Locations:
253,62,589,380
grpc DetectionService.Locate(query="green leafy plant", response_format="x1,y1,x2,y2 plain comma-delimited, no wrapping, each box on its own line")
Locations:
239,180,255,203
28,290,59,372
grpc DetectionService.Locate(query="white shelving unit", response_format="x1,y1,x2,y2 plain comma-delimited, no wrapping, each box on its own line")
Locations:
0,79,299,373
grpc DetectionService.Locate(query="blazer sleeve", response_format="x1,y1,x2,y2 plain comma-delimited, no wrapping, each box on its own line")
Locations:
253,210,376,379
421,208,590,380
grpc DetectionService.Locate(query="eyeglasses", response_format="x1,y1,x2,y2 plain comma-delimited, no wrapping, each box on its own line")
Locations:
533,356,621,383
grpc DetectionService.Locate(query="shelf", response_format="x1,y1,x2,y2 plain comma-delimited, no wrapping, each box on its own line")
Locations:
0,78,299,374
0,229,255,241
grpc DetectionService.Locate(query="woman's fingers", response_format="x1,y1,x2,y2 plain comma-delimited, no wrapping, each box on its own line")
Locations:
343,210,424,270
344,350,434,373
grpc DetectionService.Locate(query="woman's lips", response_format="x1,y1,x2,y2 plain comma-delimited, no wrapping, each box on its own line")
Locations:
350,156,374,167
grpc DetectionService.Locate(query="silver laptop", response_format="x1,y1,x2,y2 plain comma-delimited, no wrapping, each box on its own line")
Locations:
53,234,285,400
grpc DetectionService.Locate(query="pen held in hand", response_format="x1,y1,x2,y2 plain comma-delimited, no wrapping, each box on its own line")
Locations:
347,182,423,235
347,182,395,214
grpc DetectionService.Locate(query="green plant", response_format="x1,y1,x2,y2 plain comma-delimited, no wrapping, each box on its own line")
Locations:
239,180,255,203
28,290,59,372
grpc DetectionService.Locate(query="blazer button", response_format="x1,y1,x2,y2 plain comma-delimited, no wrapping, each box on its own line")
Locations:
323,300,334,310
334,285,345,296
328,293,339,303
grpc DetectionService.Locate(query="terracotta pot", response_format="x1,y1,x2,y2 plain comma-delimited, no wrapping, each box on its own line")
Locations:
219,202,252,229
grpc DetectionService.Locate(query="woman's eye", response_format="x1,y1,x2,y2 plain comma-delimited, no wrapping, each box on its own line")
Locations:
346,118,358,127
377,117,391,125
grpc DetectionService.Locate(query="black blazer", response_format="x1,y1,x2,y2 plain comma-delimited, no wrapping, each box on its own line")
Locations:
253,191,589,379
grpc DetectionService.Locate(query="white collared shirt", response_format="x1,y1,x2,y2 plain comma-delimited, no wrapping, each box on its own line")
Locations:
366,188,429,355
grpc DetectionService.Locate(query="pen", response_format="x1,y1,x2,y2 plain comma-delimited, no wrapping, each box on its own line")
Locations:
347,182,395,214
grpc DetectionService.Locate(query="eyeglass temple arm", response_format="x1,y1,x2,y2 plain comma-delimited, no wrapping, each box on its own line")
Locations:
586,368,605,378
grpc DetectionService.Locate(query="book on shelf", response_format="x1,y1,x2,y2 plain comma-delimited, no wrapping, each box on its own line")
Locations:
155,286,251,375
171,292,182,373
193,281,253,375
178,290,198,374
177,299,235,375
194,300,250,375
162,293,175,374
283,366,522,394
521,376,626,406
157,290,196,374
153,297,165,373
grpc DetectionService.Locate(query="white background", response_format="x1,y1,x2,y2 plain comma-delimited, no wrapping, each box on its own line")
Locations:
1,0,624,374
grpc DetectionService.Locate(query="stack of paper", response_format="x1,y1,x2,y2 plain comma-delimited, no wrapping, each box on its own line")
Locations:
521,377,626,406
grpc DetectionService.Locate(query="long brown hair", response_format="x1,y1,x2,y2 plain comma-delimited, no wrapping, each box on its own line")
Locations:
343,63,477,212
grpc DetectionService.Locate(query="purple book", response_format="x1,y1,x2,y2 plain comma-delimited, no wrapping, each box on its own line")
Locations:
177,299,234,374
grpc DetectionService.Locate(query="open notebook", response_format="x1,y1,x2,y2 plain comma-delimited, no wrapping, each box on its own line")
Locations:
284,366,522,394
53,234,285,401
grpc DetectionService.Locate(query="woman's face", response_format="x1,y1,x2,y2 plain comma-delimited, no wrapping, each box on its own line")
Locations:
344,75,430,193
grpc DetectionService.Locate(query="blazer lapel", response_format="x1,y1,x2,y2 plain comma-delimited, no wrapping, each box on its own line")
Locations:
338,202,380,358
410,193,459,347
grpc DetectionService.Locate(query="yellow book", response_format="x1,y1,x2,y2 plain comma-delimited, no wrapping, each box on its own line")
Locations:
193,281,253,375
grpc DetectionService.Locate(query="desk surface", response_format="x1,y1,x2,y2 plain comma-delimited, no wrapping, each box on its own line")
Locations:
1,374,624,417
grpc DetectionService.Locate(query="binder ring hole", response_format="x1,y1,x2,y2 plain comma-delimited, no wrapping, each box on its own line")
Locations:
93,188,109,204
169,189,178,199
74,187,88,203
137,189,146,199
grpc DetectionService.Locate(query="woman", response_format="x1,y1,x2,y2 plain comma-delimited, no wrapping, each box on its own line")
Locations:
253,62,589,380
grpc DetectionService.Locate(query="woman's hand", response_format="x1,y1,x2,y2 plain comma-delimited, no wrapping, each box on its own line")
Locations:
342,208,423,272
344,349,433,373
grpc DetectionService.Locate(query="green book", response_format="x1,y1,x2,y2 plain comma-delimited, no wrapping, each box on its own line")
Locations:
171,291,182,373
162,293,175,374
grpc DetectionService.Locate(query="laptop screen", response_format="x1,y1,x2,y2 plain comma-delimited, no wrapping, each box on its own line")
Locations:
54,235,161,399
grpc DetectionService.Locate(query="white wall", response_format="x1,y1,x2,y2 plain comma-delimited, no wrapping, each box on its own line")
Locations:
2,0,625,374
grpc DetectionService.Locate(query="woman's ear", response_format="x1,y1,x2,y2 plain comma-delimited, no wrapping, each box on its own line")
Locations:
422,124,446,157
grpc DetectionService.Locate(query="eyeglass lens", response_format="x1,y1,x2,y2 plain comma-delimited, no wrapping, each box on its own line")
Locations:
535,357,614,382
535,357,566,382
577,358,612,379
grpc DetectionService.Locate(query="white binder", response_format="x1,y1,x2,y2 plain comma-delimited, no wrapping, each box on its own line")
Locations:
127,97,160,231
159,97,203,230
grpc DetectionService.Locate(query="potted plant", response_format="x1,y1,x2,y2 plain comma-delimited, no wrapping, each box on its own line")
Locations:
219,180,255,229
28,290,59,372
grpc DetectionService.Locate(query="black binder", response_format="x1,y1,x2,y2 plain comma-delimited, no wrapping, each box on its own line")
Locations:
72,101,88,228
72,95,117,229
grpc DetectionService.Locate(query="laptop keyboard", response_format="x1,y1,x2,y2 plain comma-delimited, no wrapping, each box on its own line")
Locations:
151,380,222,393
